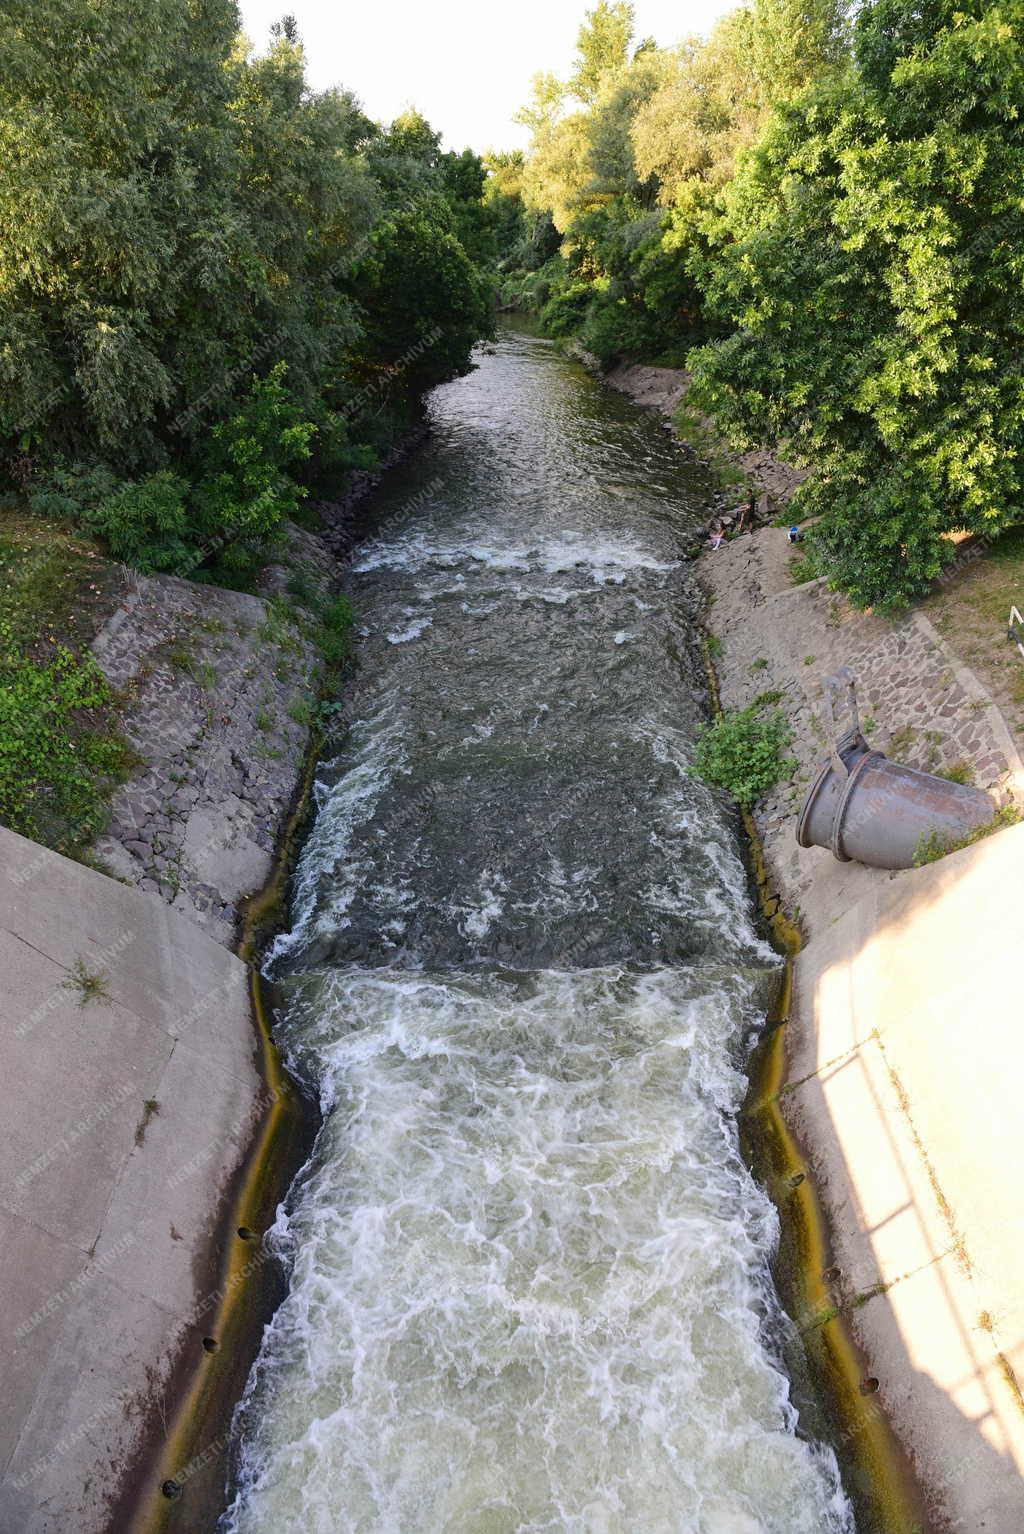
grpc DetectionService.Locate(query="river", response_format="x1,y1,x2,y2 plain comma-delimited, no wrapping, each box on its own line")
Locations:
218,329,853,1533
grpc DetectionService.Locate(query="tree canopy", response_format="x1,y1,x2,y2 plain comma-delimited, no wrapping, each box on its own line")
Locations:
502,0,1024,609
0,1,495,580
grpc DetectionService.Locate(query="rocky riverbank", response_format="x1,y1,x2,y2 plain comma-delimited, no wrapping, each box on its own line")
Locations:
84,427,429,949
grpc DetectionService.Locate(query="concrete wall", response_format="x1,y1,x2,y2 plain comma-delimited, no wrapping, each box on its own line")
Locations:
786,819,1024,1528
0,827,260,1534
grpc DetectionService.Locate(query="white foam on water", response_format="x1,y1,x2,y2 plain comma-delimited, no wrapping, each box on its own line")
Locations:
267,704,407,966
386,614,434,644
453,870,508,939
354,530,678,586
220,968,852,1534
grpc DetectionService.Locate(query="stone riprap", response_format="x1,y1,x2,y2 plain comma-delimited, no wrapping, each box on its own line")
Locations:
697,528,1024,929
89,570,323,945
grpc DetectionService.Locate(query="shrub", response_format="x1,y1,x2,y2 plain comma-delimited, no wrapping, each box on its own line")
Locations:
692,704,796,808
29,461,123,523
540,280,598,338
85,472,191,573
191,365,315,580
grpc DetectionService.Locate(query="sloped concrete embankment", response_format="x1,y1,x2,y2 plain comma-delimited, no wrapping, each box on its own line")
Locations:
699,525,1024,936
785,821,1024,1531
0,826,269,1534
698,527,1024,1527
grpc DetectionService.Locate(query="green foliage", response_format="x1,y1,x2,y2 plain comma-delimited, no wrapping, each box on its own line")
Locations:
511,0,1024,613
62,957,111,1008
692,703,796,807
349,206,494,387
0,620,129,845
315,593,356,664
1,6,493,574
689,0,1024,609
789,542,823,587
191,364,314,578
510,0,846,364
81,473,191,573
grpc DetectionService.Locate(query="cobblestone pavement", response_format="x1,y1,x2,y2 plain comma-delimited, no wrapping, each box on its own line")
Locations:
699,527,1024,928
90,567,324,945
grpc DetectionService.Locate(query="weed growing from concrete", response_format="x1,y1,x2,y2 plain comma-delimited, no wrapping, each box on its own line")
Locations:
63,958,111,1008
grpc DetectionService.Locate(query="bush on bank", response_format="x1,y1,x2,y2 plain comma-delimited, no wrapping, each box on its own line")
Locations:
692,704,796,808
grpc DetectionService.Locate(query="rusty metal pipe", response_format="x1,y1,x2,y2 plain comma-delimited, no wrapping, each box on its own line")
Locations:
797,671,996,869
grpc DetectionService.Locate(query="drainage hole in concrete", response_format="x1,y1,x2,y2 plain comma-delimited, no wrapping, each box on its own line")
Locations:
237,1226,256,1241
162,1480,183,1500
823,1265,841,1283
202,1337,219,1353
788,1172,806,1188
859,1376,880,1396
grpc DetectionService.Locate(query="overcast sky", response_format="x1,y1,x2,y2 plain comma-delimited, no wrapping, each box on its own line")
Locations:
237,0,733,152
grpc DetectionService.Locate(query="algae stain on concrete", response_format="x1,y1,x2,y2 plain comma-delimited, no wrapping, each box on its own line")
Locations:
128,739,323,1534
701,633,930,1534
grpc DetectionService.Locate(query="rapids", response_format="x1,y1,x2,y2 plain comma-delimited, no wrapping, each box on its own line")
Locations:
218,330,852,1534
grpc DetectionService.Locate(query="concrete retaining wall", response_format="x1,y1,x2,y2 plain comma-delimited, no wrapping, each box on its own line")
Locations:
785,819,1024,1528
0,827,261,1534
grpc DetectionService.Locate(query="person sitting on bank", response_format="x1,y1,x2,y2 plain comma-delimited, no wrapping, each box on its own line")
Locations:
735,494,756,535
707,521,726,550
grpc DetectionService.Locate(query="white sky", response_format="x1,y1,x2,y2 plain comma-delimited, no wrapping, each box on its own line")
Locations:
236,0,734,153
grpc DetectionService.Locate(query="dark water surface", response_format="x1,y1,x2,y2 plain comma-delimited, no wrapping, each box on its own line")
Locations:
220,331,852,1534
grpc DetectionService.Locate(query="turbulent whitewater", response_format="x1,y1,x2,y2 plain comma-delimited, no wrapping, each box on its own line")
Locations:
219,331,853,1534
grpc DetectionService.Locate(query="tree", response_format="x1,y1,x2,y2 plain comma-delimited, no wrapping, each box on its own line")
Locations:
689,0,1024,607
348,205,492,388
0,2,495,578
571,2,635,103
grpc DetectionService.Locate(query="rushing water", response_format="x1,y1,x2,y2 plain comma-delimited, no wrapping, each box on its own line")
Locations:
220,331,852,1534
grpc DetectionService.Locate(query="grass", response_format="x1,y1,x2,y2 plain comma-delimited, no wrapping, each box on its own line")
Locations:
134,1098,160,1147
938,759,974,786
62,957,111,1008
923,523,1024,733
670,401,749,490
0,504,135,851
886,725,917,762
789,548,822,586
